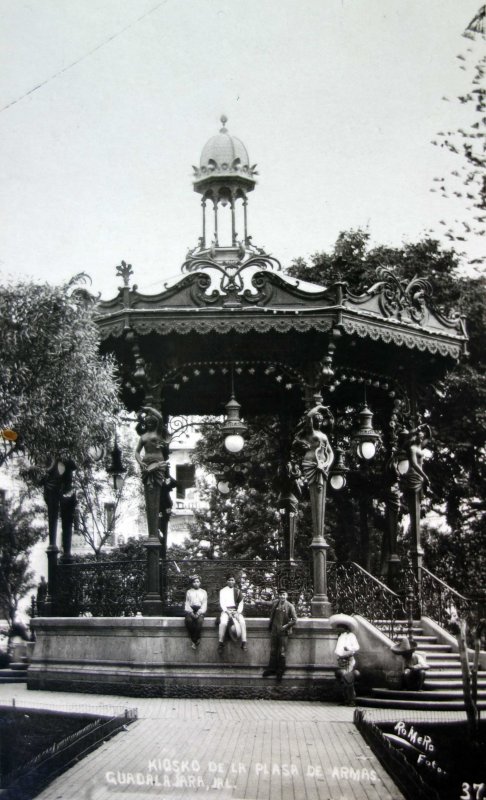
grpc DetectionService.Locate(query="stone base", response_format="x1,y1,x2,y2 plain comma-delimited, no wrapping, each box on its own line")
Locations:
28,615,401,700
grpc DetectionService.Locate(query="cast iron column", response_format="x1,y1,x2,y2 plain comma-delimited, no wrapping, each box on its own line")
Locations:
385,484,402,591
141,475,164,615
308,477,332,617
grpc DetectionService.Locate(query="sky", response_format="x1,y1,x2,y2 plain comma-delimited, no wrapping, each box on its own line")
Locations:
0,0,483,300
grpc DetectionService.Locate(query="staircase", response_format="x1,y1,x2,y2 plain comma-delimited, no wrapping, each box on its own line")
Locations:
357,619,486,710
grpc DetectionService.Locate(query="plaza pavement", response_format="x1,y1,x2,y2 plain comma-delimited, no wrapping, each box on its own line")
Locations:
3,686,471,800
1,684,409,800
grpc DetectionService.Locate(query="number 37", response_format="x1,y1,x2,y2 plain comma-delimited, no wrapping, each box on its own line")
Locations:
461,784,485,800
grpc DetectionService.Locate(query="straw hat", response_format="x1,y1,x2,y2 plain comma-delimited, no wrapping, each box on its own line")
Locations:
329,614,359,634
391,636,417,654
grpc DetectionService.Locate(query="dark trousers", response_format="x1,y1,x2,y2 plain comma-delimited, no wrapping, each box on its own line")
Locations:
267,632,288,677
185,614,204,644
403,668,426,691
335,668,358,705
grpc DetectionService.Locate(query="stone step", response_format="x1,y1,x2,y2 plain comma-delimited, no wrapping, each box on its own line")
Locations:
370,687,486,700
427,668,480,678
426,678,486,689
412,636,439,644
414,643,453,651
357,695,486,711
0,669,28,683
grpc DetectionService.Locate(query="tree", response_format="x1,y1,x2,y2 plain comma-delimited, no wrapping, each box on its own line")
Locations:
73,423,142,557
431,8,485,264
0,274,120,472
0,495,45,626
183,417,312,560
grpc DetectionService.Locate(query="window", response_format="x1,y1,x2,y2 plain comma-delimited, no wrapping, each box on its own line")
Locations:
176,464,196,499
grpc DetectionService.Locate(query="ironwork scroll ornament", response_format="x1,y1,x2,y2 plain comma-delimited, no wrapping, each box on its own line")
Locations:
180,252,282,306
368,268,432,323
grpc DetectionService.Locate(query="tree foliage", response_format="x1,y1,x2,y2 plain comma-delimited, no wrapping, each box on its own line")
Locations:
431,13,485,264
73,423,141,557
0,495,45,625
181,417,311,560
0,275,120,472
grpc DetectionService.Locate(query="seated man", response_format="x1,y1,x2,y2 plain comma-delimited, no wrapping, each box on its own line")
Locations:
184,575,207,650
330,614,360,706
391,636,429,690
218,575,247,653
262,589,297,682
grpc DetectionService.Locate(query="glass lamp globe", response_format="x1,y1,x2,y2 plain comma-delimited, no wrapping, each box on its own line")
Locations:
357,440,376,460
397,458,410,475
330,473,346,491
217,480,230,495
224,434,245,453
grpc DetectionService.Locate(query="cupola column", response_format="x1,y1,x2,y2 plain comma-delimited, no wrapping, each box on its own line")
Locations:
243,198,248,244
231,195,236,245
201,198,207,248
213,198,219,246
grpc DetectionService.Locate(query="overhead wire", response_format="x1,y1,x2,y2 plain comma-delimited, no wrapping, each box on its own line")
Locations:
0,1,168,115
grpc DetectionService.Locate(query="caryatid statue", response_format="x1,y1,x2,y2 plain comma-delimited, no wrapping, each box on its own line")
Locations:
134,407,176,543
401,424,431,587
295,404,335,617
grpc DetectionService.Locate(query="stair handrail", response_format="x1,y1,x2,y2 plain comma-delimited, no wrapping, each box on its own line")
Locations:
349,562,401,598
327,561,405,640
420,565,477,635
421,566,469,602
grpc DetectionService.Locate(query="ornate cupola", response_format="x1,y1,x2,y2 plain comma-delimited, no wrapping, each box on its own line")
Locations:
190,116,258,263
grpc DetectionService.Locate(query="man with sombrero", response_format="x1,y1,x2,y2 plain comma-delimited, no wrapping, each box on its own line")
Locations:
329,614,360,706
391,636,429,691
217,575,247,653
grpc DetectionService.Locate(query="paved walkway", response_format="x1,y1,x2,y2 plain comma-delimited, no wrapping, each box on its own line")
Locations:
1,684,405,800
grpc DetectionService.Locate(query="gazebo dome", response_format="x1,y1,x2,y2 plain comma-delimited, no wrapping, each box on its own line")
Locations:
200,116,250,172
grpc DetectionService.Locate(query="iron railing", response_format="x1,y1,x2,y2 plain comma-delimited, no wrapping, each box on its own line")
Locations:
55,559,146,617
162,559,313,616
421,566,476,635
328,561,405,640
54,558,313,617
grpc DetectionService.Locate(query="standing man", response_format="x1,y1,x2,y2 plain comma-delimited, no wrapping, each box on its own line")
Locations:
262,589,297,682
184,575,207,650
218,575,247,653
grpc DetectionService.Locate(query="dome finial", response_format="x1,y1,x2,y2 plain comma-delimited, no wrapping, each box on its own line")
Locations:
220,114,228,133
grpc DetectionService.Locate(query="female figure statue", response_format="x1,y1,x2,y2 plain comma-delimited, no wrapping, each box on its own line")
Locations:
135,407,174,540
300,405,334,487
404,425,430,497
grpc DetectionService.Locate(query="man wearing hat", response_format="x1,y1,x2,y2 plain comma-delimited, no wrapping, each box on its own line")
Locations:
330,614,360,706
184,575,207,650
391,637,429,690
218,575,247,653
262,589,298,682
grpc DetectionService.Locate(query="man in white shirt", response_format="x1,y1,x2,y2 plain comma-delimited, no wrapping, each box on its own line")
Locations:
330,613,360,706
184,575,207,650
218,575,247,653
